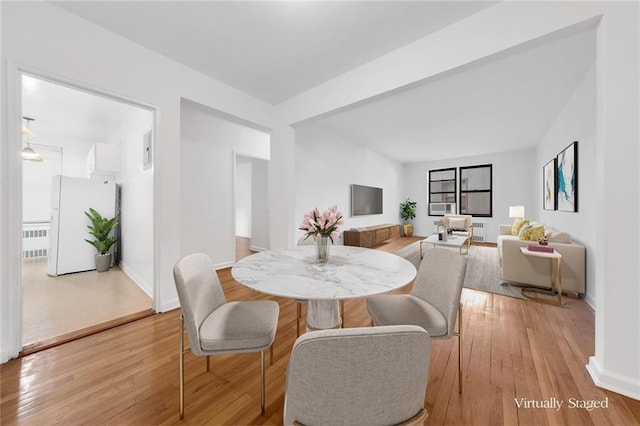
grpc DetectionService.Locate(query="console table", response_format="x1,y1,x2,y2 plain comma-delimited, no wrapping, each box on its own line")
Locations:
519,247,563,306
343,224,400,248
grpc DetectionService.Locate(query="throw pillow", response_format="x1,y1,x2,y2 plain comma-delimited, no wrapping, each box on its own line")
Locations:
518,223,533,239
520,226,545,241
511,218,530,236
448,218,467,231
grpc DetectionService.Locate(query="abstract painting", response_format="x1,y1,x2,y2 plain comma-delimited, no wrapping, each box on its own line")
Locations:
557,141,578,212
543,158,556,210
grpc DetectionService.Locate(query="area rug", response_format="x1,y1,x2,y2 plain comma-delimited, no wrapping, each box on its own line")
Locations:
393,240,528,300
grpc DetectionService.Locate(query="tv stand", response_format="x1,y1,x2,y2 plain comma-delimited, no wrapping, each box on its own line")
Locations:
343,224,400,248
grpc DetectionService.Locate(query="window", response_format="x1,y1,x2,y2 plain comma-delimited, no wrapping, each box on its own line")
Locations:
459,164,492,217
428,168,456,215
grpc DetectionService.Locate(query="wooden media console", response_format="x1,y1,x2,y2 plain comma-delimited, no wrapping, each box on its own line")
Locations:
343,224,401,248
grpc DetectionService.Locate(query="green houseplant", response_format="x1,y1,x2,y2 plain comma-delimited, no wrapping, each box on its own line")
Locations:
399,198,417,237
84,208,118,272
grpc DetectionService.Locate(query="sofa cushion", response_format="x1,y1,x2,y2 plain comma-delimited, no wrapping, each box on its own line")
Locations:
511,218,529,236
546,229,572,243
520,226,545,242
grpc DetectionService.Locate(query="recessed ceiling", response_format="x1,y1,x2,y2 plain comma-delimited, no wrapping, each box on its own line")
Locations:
52,1,497,105
310,26,597,163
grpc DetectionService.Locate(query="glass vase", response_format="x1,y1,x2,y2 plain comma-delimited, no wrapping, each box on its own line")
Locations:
314,236,330,263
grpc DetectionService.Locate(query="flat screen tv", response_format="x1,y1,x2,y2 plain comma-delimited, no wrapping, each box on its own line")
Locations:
351,184,383,216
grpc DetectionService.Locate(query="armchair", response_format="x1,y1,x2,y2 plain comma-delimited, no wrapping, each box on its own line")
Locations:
445,214,473,248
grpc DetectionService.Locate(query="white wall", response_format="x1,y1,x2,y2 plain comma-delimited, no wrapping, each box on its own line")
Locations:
180,99,270,268
404,148,537,243
538,61,596,307
295,124,404,244
108,107,154,297
1,1,275,330
234,158,252,238
251,158,270,251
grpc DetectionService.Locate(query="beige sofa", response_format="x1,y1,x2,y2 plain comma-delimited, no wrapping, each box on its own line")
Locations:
497,223,586,294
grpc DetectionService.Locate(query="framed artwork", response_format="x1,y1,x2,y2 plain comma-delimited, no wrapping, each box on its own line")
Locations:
543,158,557,210
557,141,578,212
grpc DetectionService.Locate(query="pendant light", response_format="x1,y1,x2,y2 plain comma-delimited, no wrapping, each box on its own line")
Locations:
22,116,45,162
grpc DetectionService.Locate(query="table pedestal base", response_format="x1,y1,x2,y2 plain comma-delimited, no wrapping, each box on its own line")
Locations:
306,300,342,331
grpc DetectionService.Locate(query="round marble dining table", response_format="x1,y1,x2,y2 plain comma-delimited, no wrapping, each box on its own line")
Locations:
231,245,417,331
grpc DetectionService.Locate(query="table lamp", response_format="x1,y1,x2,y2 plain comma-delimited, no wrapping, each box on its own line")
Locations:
509,205,525,219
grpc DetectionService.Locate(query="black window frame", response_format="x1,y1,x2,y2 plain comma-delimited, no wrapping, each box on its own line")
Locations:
428,167,457,216
459,164,493,217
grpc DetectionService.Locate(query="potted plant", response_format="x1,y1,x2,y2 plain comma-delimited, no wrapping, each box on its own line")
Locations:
399,198,417,237
84,208,118,272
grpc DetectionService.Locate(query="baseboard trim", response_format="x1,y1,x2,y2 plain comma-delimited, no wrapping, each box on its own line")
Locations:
587,356,640,400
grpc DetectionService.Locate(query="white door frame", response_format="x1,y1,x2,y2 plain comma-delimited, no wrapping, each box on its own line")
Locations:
1,61,159,360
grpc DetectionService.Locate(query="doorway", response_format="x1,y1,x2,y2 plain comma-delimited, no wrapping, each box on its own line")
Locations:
21,74,155,353
234,154,270,261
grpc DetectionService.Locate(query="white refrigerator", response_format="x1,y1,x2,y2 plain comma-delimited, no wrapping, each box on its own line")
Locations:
48,176,118,276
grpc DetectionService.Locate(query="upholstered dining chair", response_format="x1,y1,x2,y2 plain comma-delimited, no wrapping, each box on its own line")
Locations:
284,325,431,426
173,253,279,419
366,247,467,393
295,236,344,336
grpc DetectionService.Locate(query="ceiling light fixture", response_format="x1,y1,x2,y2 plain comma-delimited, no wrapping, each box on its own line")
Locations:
22,116,45,162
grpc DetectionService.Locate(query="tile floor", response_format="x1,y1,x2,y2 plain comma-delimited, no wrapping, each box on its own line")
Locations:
22,258,152,346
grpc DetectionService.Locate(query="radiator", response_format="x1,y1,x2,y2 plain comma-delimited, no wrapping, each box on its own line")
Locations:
471,222,486,242
23,222,50,258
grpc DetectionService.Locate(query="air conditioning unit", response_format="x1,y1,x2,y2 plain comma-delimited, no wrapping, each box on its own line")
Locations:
429,203,456,216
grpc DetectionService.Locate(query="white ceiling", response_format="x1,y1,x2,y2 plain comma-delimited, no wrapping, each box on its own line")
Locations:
52,1,497,105
22,75,134,144
311,26,596,163
30,2,595,164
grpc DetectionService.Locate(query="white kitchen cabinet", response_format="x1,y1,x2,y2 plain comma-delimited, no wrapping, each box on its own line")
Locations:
87,143,120,177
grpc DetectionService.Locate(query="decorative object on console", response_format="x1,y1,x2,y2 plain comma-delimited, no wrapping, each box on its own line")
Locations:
543,159,557,210
399,198,417,237
557,141,578,212
299,205,344,263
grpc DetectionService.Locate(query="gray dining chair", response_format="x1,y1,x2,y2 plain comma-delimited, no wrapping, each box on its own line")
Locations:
173,253,279,419
284,325,431,426
366,247,467,393
295,236,344,336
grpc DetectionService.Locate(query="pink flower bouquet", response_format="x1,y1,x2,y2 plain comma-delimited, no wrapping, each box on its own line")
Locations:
299,205,344,243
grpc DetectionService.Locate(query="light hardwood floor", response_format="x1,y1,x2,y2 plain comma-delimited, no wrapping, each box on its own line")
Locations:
2,238,639,425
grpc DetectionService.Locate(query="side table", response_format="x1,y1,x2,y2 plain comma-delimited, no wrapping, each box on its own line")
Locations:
519,247,563,306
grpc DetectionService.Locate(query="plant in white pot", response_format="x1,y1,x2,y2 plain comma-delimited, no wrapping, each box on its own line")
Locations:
84,208,118,272
399,198,417,237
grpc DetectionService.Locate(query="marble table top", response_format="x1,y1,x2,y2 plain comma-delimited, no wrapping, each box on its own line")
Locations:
231,245,417,300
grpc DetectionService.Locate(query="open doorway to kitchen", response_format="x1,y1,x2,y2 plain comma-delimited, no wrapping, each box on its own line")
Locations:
21,73,155,354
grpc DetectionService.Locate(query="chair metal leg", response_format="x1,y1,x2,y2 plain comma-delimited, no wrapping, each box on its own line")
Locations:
261,350,266,415
457,302,463,394
296,302,301,337
340,300,345,328
179,314,185,420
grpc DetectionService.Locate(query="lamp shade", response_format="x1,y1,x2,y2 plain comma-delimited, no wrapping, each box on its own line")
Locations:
22,146,45,162
509,205,525,218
